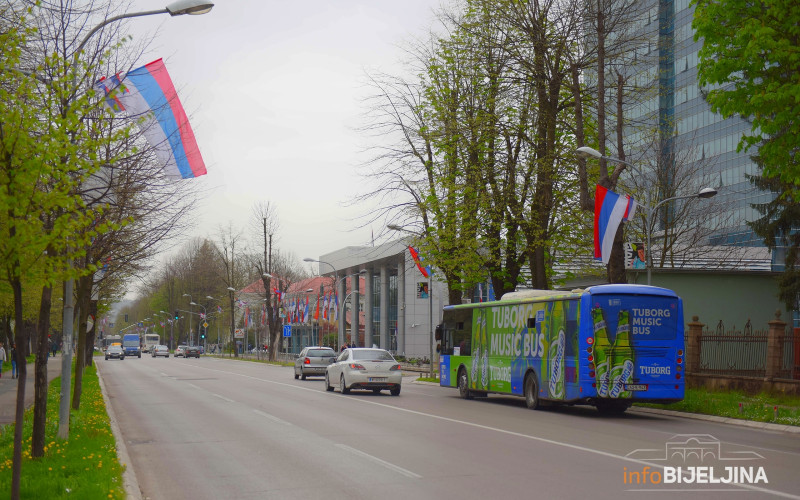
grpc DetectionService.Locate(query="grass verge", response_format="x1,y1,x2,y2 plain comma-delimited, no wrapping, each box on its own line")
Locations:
635,387,800,426
0,364,125,499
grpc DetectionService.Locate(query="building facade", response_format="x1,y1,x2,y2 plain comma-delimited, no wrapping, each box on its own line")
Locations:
314,239,445,359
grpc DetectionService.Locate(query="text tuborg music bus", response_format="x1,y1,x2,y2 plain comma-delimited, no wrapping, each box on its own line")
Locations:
438,284,685,414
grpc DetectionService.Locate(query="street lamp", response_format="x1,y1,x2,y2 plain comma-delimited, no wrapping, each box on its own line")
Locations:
55,2,214,446
191,301,207,353
207,296,222,354
388,224,435,378
227,286,239,356
183,293,193,346
576,147,718,285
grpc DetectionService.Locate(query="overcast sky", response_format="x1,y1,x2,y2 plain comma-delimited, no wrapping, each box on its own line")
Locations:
127,0,443,271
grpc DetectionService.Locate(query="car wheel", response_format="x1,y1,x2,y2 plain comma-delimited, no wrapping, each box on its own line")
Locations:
390,386,401,396
524,372,540,410
120,356,125,360
340,374,350,394
458,367,473,400
294,370,299,380
301,370,307,381
105,356,108,360
325,373,334,392
372,388,381,394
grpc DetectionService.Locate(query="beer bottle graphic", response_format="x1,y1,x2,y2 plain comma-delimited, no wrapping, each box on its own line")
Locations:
609,310,634,398
547,301,566,399
480,314,489,390
591,307,612,398
471,318,480,390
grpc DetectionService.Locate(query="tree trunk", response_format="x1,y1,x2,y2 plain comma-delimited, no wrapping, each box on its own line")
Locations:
11,276,26,500
71,274,92,411
32,284,53,458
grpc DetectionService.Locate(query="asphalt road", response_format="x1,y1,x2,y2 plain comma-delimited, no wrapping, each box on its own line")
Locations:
97,355,800,500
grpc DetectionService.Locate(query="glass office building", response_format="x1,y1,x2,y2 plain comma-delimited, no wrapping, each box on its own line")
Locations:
619,0,772,251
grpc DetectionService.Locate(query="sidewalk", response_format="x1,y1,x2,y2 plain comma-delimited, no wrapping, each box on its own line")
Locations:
0,354,64,426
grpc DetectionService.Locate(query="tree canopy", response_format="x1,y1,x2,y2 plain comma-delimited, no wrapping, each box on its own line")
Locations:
693,0,800,186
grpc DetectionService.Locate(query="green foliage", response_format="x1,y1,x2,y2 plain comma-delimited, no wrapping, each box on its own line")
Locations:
637,387,800,426
693,0,800,185
0,365,126,498
748,172,800,310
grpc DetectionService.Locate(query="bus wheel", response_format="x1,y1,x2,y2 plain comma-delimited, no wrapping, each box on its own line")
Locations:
457,368,473,400
596,400,630,415
524,373,540,410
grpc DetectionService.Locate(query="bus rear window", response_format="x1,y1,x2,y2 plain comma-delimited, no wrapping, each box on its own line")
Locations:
591,294,680,342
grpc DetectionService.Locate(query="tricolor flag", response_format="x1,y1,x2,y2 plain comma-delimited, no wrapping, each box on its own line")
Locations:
322,293,329,320
217,305,223,314
314,296,320,321
304,296,309,323
594,185,637,264
244,307,250,328
96,59,206,180
478,283,483,303
333,293,339,321
409,246,431,277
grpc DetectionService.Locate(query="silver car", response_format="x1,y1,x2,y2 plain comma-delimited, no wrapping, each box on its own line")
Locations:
152,345,170,358
294,347,337,380
325,348,402,396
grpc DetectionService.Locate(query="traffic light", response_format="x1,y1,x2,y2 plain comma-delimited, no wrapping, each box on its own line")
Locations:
174,310,179,320
201,333,205,339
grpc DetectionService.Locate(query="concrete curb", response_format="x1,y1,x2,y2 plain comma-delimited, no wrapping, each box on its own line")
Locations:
629,406,800,434
96,364,142,500
408,378,800,434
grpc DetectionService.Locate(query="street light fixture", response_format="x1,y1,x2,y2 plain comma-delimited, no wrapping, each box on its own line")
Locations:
183,293,193,346
576,147,718,285
54,3,213,447
388,225,435,378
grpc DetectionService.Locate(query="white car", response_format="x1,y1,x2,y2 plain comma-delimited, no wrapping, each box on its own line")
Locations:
325,348,402,396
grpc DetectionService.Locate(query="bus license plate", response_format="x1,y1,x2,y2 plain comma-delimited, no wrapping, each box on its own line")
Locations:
369,377,387,382
625,384,648,391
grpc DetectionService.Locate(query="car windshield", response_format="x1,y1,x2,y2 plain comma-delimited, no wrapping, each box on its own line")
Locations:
351,349,394,361
308,349,335,357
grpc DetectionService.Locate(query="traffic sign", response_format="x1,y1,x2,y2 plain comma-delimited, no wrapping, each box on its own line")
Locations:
283,325,292,337
203,322,208,328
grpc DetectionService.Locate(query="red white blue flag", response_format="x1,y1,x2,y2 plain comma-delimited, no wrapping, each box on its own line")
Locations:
409,246,431,278
594,185,637,264
96,59,206,180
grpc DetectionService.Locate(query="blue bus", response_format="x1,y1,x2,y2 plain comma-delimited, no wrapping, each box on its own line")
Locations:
438,284,685,414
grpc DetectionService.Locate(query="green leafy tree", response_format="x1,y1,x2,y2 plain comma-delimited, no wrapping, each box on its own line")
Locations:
693,0,800,186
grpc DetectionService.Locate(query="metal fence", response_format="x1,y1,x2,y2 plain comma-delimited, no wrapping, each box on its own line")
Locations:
693,320,768,377
783,328,800,379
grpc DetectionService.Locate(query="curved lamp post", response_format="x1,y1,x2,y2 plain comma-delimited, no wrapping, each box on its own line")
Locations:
576,146,718,285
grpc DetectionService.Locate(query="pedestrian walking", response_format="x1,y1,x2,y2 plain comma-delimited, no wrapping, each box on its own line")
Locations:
10,343,17,379
51,340,57,357
0,342,6,378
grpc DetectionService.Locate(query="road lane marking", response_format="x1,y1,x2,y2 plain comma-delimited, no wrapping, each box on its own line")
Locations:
193,364,800,499
187,383,201,390
336,444,421,479
212,393,234,403
253,409,292,426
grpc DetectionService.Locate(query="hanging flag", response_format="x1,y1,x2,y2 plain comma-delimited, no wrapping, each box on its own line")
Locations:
487,280,496,301
244,307,250,328
334,293,339,321
409,246,431,277
274,287,283,301
322,293,329,321
314,295,320,321
478,283,483,303
96,59,207,180
217,305,223,314
594,185,638,264
304,296,310,323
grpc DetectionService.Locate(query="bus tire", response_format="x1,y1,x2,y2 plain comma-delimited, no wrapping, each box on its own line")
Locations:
596,400,630,415
457,367,473,400
524,373,540,410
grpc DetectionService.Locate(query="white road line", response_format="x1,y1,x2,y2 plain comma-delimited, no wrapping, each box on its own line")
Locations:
187,383,201,390
212,393,234,403
192,364,800,499
253,409,292,426
336,444,421,479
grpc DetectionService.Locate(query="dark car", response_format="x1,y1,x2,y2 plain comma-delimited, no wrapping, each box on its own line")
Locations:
184,345,200,358
105,345,125,361
294,347,337,380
